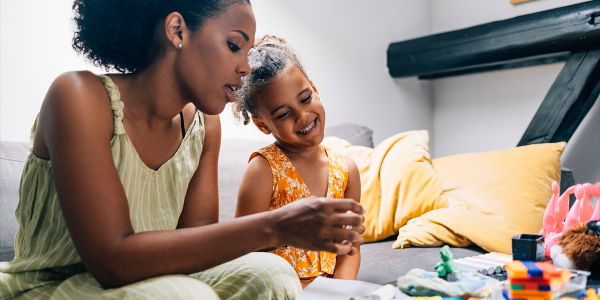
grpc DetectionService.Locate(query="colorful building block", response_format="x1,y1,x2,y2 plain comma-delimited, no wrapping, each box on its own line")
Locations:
505,261,571,300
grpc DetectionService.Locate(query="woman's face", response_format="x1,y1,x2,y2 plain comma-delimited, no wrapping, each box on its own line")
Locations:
175,3,256,115
253,64,326,150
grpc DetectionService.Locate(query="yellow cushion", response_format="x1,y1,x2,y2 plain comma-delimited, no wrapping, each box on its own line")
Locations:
394,142,566,253
323,130,447,242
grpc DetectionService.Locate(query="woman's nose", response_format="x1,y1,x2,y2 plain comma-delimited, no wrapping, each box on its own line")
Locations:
237,58,251,76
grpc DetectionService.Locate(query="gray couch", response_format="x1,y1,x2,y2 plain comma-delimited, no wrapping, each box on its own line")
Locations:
0,124,491,285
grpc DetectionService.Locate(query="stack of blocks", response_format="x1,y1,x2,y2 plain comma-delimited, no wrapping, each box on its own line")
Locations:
505,261,571,300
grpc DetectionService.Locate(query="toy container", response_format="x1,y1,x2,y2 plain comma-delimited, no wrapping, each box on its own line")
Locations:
512,234,545,262
559,269,590,295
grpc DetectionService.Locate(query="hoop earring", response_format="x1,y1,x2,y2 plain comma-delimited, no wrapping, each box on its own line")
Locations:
178,43,183,48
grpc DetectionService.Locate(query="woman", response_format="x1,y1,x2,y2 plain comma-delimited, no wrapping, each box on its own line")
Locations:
0,0,365,299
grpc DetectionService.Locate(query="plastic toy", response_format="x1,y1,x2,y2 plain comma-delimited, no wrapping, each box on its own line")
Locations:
436,245,458,281
512,234,545,262
505,261,571,300
539,181,600,257
581,288,599,300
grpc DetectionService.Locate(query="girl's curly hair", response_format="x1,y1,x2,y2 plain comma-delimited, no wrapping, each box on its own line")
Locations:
232,35,309,125
72,0,250,73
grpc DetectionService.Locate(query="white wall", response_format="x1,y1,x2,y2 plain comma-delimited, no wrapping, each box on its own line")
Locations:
1,0,434,147
430,0,600,184
223,0,434,144
1,0,104,143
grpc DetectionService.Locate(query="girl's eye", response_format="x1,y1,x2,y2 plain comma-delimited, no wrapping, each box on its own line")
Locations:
276,111,289,120
301,96,312,104
228,42,240,53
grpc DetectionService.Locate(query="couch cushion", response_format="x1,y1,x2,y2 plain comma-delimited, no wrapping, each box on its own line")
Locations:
322,131,447,243
357,236,486,284
0,141,30,262
396,142,566,253
218,138,271,222
324,123,373,148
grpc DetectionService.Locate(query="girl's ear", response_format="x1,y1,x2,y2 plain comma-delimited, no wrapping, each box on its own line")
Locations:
252,117,272,135
309,79,319,94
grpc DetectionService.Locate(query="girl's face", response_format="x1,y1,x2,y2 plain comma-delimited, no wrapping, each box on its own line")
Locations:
175,3,256,115
253,64,326,150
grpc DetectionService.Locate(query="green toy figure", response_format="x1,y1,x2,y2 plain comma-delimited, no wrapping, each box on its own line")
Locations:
435,245,458,282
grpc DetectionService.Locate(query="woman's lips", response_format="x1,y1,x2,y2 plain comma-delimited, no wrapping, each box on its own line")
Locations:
224,86,236,102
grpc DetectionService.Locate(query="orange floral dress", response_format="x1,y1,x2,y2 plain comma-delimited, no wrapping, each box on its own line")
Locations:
249,144,349,288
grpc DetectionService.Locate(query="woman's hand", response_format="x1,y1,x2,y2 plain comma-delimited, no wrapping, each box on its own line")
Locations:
268,197,365,255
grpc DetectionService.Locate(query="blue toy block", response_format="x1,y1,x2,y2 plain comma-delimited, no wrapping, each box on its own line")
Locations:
521,261,543,278
538,285,551,291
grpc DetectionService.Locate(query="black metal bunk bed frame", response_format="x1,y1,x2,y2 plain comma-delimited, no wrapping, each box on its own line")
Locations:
387,1,600,147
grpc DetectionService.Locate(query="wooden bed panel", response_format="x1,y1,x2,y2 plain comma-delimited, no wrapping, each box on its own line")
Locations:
387,1,600,80
386,2,600,145
518,50,600,146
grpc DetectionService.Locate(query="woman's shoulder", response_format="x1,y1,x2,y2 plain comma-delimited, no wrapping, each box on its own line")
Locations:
38,71,115,142
51,71,107,93
44,71,113,111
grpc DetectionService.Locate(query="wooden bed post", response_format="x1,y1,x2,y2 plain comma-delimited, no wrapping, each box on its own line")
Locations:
517,50,600,146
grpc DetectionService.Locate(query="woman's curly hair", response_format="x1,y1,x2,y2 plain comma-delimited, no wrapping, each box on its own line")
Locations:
232,35,309,125
72,0,250,73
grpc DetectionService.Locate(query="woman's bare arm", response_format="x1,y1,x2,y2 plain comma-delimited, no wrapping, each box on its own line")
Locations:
177,114,221,228
37,72,365,289
333,157,362,280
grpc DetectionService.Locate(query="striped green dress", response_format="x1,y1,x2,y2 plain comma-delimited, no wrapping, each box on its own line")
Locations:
0,75,301,300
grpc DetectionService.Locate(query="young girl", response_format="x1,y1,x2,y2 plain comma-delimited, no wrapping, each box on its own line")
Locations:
233,36,362,288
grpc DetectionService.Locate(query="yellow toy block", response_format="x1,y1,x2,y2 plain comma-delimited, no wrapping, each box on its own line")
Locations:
506,261,529,279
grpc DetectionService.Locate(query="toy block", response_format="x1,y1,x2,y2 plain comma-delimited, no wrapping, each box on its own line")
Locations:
522,283,540,291
509,290,552,299
509,289,551,296
510,278,551,285
521,261,543,278
510,284,524,290
538,285,551,291
535,262,562,279
506,261,529,279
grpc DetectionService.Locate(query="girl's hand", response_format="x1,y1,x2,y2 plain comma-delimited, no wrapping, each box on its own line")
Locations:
268,197,365,255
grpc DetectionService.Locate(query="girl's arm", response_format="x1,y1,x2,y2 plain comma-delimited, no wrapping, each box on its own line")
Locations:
333,156,362,280
235,155,274,217
235,155,276,251
38,72,366,289
177,113,221,228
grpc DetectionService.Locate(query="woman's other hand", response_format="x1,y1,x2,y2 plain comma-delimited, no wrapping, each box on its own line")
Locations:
268,197,365,255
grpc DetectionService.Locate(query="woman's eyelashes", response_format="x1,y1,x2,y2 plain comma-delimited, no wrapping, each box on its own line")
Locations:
228,42,240,53
301,96,312,104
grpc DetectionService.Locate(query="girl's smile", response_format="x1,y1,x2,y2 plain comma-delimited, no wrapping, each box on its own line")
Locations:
296,117,317,135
